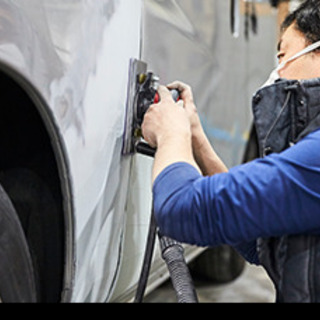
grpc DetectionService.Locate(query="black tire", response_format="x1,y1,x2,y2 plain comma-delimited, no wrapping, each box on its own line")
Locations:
190,246,245,284
0,183,37,302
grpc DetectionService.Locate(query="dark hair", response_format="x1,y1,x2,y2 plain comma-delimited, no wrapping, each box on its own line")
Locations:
282,0,320,45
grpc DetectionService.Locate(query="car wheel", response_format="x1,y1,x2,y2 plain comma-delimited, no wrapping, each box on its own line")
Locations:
190,246,245,284
0,183,37,302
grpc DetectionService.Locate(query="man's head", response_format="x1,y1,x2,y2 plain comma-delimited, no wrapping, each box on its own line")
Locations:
277,0,320,80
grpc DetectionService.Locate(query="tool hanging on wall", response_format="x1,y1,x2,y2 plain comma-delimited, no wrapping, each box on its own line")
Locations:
231,0,240,38
231,0,258,40
245,0,258,40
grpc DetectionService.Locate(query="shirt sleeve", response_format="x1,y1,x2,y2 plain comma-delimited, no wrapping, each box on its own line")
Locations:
152,129,320,263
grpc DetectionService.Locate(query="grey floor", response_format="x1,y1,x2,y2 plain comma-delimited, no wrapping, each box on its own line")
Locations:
145,263,276,303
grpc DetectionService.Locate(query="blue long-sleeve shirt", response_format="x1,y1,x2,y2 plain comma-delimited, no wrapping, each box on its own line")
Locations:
153,129,320,265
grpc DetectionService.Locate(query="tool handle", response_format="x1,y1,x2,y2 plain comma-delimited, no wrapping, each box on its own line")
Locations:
136,142,156,158
154,89,180,104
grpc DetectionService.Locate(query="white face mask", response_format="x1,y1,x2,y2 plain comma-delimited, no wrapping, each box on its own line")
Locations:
261,40,320,88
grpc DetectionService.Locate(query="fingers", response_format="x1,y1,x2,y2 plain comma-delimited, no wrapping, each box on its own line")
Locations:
157,85,174,103
167,80,190,91
167,81,194,102
176,100,185,108
155,85,183,106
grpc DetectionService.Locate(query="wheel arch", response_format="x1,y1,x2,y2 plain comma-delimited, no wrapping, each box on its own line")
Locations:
0,61,75,302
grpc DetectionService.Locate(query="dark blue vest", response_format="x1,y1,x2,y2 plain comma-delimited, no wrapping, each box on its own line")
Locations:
252,78,320,302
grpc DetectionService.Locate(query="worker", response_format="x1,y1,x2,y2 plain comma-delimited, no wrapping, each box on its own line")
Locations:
141,0,320,303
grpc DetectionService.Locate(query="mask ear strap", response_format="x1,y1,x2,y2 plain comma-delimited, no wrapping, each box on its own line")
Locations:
303,40,320,54
276,40,320,72
289,40,320,62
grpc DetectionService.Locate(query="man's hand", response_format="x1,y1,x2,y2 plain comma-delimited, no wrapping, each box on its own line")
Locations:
167,81,207,151
168,81,228,176
167,81,201,133
142,85,192,149
141,85,200,183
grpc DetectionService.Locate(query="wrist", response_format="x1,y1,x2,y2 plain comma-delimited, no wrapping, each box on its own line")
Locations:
157,135,192,155
152,130,199,183
191,125,228,175
192,125,208,151
157,127,192,148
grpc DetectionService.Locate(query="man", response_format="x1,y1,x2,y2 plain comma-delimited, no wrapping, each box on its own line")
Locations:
141,0,320,303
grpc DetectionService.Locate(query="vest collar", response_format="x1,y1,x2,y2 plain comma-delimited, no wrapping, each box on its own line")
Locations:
252,78,320,157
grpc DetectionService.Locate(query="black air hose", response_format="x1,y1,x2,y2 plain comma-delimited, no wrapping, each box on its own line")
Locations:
134,208,199,303
159,234,198,303
134,211,157,303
